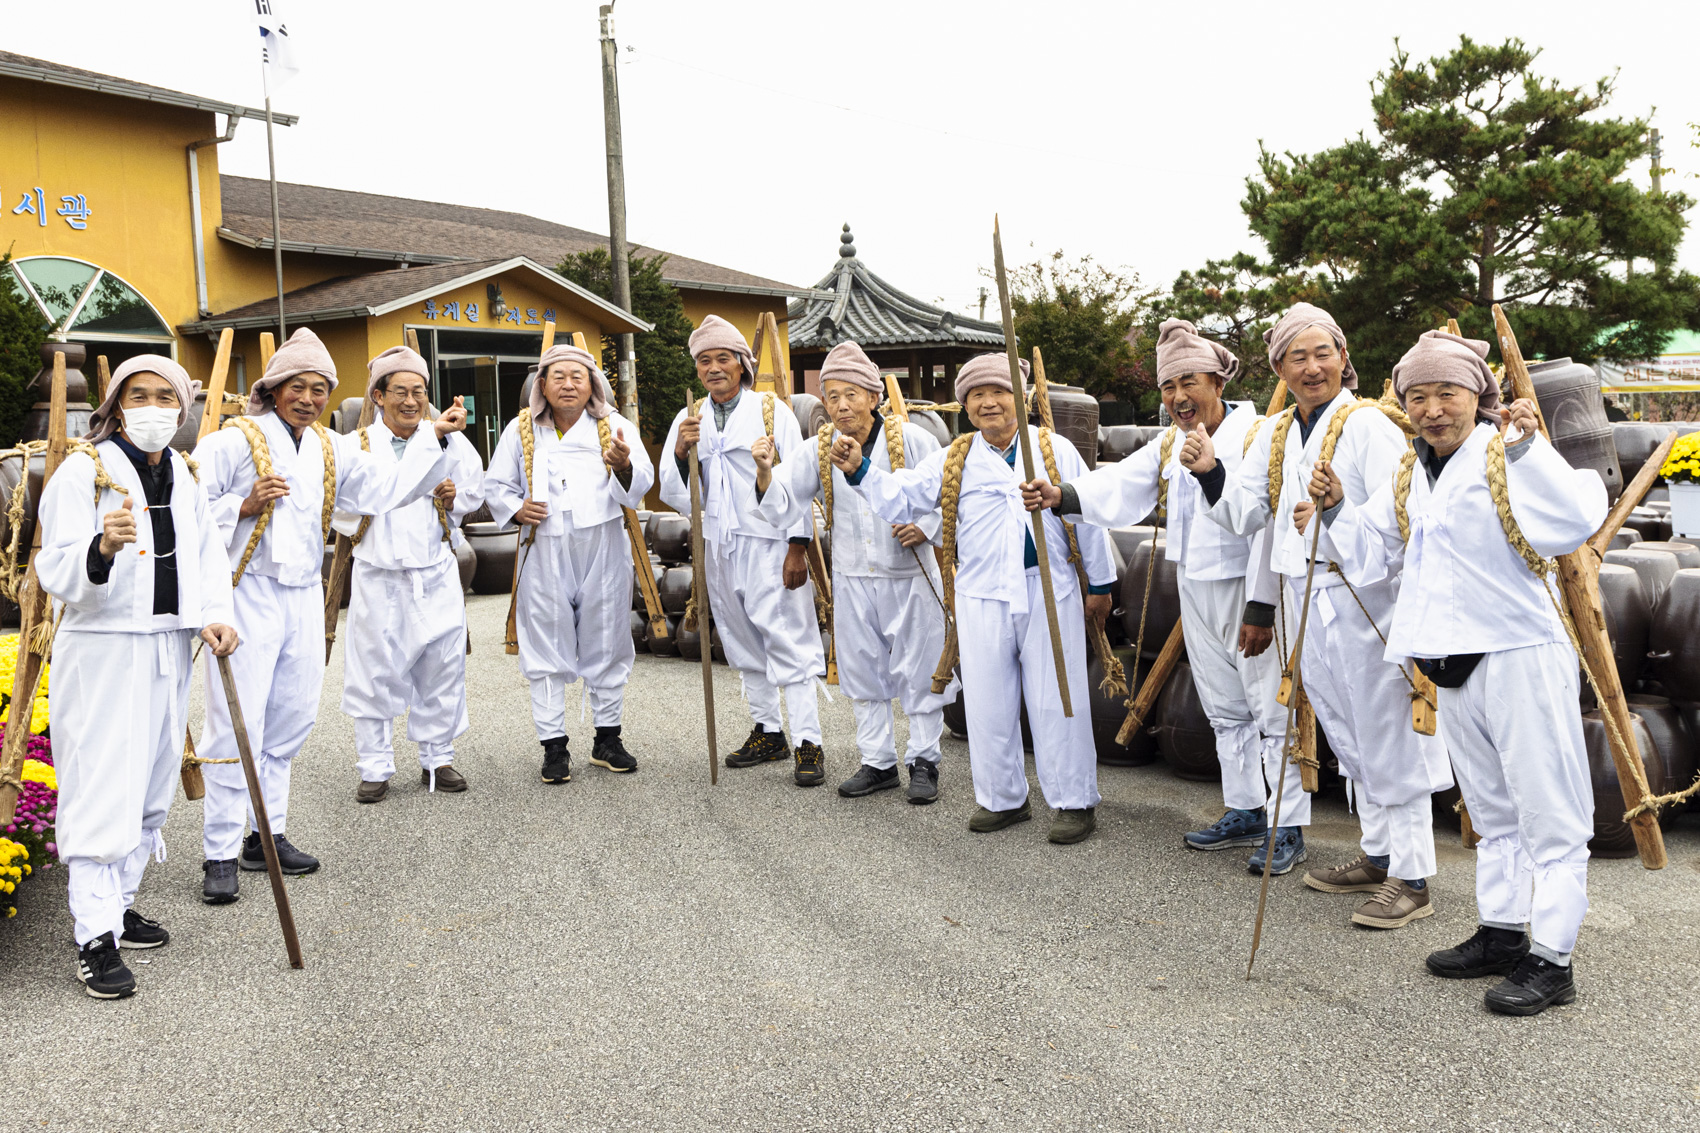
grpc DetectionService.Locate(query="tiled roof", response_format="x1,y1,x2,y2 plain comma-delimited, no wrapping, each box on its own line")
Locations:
0,50,293,125
785,225,1005,352
218,177,821,299
180,257,651,334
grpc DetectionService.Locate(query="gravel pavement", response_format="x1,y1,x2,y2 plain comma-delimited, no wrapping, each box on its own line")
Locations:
3,593,1698,1132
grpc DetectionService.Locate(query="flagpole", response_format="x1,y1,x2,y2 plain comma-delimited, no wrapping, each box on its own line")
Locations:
262,61,287,343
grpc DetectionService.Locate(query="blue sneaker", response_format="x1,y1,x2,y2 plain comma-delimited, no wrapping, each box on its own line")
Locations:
1248,827,1307,875
1183,808,1268,851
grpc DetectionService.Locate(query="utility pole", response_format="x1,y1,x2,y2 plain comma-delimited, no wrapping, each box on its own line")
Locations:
1651,128,1663,196
600,3,638,422
977,287,988,321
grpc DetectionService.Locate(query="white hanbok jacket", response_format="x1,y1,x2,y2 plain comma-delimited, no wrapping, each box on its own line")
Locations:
36,442,234,632
755,418,942,578
852,430,1116,609
485,408,654,532
1323,424,1607,661
191,410,449,586
331,418,487,566
659,392,810,546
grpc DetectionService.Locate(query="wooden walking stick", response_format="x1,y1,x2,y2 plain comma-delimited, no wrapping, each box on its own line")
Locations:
1493,304,1666,869
1248,485,1327,978
504,322,556,655
683,390,719,785
992,217,1072,715
0,352,67,828
216,653,304,969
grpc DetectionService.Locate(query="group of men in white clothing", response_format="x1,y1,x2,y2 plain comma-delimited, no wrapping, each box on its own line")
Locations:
41,304,1607,1018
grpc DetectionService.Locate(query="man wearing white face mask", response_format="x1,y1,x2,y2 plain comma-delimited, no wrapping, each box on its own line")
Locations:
36,355,239,998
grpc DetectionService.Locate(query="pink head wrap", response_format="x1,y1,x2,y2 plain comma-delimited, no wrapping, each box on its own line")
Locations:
1391,330,1501,417
1264,302,1357,389
818,341,882,394
955,352,1028,404
687,315,756,389
247,327,338,413
1156,318,1239,385
366,346,430,397
530,345,614,423
85,354,201,444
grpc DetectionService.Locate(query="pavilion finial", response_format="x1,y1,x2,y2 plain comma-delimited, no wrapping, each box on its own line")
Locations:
839,223,856,259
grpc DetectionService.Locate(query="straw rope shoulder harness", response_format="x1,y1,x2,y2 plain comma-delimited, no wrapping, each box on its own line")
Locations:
223,416,336,588
815,415,908,531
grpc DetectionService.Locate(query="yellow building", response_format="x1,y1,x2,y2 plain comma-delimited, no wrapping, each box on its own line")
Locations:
1,49,821,453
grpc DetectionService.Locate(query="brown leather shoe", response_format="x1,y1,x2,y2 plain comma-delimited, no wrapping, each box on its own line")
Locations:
1351,878,1434,929
423,765,468,793
356,779,389,804
1303,854,1389,894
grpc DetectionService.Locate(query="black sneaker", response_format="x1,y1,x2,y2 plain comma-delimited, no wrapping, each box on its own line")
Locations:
1426,925,1530,980
838,763,900,797
907,759,939,805
793,741,826,787
726,726,790,769
541,736,571,783
1485,954,1577,1016
77,932,136,999
202,858,239,904
590,730,638,773
119,908,169,950
240,831,320,875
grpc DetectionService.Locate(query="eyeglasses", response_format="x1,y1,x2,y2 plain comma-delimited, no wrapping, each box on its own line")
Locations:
385,389,429,404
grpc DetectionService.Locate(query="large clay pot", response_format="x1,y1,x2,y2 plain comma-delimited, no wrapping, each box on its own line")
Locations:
631,610,649,653
1595,564,1651,692
1093,652,1160,766
462,502,495,526
943,689,967,738
1609,529,1643,550
649,513,691,564
659,565,694,616
1612,422,1677,480
454,538,476,592
1108,525,1155,567
21,342,94,442
675,621,702,660
1098,425,1146,464
1622,509,1665,544
710,625,726,664
906,408,952,449
465,522,518,594
1153,662,1219,781
1633,541,1700,571
331,396,365,436
1625,695,1697,814
790,392,828,439
1581,711,1665,858
1120,536,1183,661
1529,357,1622,503
1648,569,1700,701
1673,701,1700,811
1045,384,1100,470
647,614,679,657
0,450,43,562
1603,547,1680,615
633,560,663,612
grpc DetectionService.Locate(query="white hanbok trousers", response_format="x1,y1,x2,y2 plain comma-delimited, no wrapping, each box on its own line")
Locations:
516,517,634,739
343,556,468,782
52,628,193,946
200,575,323,861
1293,576,1447,881
956,570,1097,812
836,574,950,769
705,533,824,745
1178,570,1306,825
1439,643,1591,963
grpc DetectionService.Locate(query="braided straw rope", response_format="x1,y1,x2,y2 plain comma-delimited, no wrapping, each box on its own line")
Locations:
351,429,376,546
883,414,906,477
1039,428,1126,698
929,433,975,693
1242,416,1266,458
1393,448,1419,544
225,418,275,587
816,422,835,529
1155,426,1178,519
516,406,538,553
1266,408,1298,516
311,422,336,540
0,442,47,600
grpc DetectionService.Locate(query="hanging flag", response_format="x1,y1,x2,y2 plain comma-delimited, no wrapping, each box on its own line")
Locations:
251,0,300,92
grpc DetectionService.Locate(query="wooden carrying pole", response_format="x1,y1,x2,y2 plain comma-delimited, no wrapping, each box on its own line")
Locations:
94,355,111,406
1493,304,1665,869
685,390,719,784
1589,431,1676,557
504,322,557,655
217,654,304,968
321,331,401,662
992,217,1072,715
750,310,791,405
258,332,276,373
0,353,68,827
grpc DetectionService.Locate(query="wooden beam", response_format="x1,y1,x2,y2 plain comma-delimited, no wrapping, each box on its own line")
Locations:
1589,432,1675,557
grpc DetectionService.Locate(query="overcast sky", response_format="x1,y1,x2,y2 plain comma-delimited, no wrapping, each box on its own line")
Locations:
9,1,1696,318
